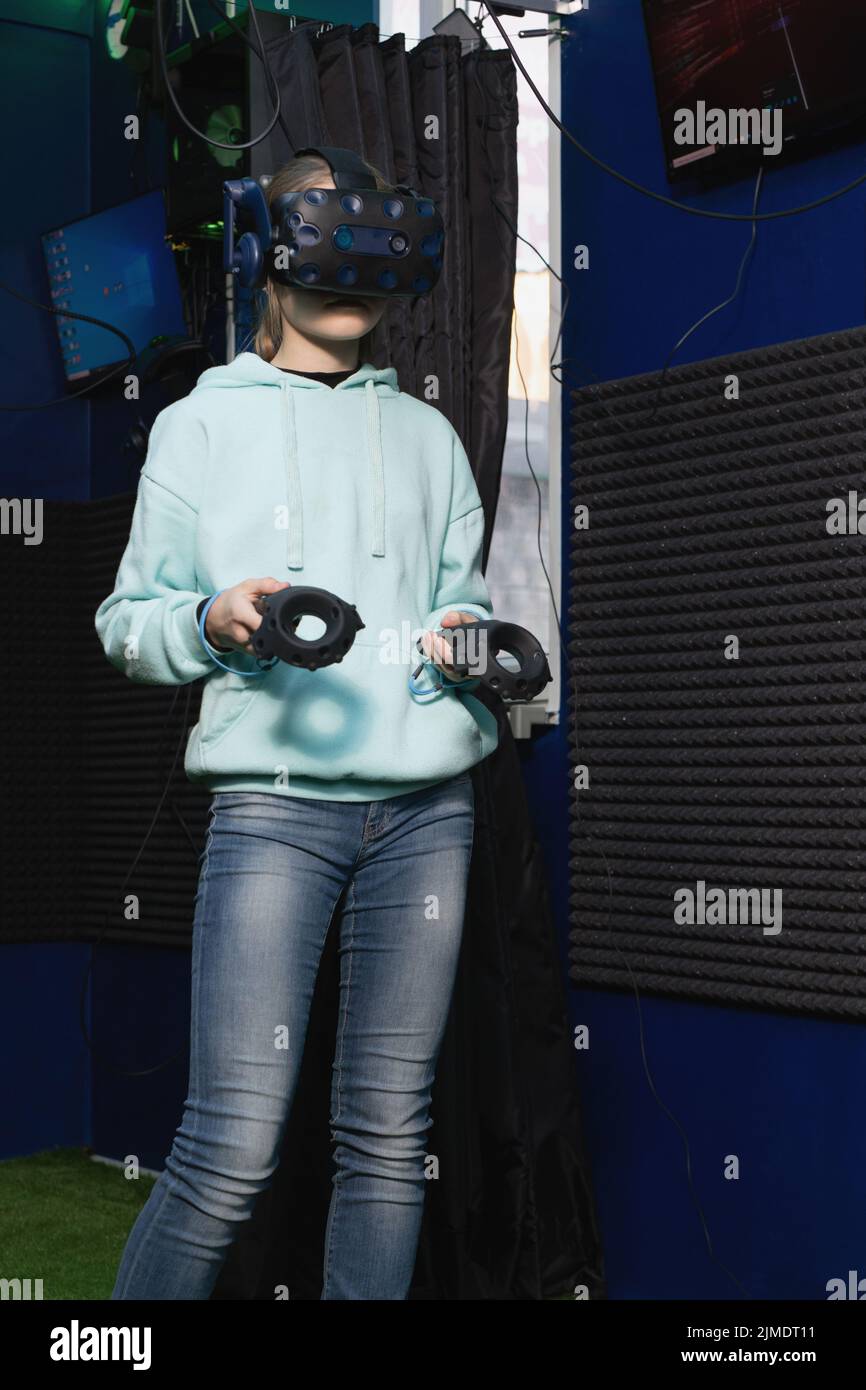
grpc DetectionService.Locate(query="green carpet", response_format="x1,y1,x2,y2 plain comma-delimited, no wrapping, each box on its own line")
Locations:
1,1148,576,1300
0,1147,154,1300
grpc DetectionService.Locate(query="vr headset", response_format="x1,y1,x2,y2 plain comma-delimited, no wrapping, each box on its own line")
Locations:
223,145,445,297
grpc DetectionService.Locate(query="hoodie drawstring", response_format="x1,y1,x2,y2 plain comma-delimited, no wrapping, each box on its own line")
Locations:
282,383,304,570
366,378,386,559
280,377,386,571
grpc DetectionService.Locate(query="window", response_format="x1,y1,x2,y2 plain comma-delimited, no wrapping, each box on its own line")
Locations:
471,7,561,730
379,1,562,729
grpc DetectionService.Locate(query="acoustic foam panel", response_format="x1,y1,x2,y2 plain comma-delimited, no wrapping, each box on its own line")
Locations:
0,494,208,948
568,326,866,1020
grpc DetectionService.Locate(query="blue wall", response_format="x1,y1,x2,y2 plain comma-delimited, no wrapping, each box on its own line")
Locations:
553,0,866,1299
0,2,93,1161
0,944,91,1154
0,2,91,497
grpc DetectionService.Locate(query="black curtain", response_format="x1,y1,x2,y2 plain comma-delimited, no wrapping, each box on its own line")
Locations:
211,18,605,1301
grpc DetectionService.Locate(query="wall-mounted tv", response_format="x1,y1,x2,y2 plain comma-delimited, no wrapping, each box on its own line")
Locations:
643,0,866,183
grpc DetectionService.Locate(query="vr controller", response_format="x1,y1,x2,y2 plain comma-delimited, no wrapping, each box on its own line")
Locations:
252,587,551,703
428,619,553,702
252,586,365,671
224,144,445,298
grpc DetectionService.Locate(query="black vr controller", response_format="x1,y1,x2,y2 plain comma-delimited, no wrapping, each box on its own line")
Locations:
253,589,551,702
253,586,365,671
432,618,552,702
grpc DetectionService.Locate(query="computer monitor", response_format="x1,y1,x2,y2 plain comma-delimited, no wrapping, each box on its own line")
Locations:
41,189,187,385
643,0,866,183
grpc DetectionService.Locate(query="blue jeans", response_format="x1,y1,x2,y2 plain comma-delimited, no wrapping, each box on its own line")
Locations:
111,770,475,1301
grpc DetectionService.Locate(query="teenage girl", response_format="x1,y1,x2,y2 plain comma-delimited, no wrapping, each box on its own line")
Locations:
95,151,499,1300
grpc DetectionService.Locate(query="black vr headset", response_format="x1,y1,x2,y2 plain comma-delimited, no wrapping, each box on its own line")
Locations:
223,145,445,297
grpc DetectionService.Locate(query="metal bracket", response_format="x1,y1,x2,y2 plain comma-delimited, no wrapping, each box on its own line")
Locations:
507,698,554,740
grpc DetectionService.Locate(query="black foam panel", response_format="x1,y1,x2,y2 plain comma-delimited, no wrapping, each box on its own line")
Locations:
568,326,866,1020
0,494,209,948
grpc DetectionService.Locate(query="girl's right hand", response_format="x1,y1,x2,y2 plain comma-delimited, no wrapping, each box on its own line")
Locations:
205,577,292,655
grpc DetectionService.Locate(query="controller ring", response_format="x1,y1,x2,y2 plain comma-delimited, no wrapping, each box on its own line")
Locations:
252,586,365,672
442,619,552,702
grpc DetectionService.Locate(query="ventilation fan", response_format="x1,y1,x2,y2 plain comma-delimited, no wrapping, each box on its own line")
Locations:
204,104,245,169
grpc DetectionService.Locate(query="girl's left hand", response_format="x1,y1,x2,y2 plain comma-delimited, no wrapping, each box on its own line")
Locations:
420,611,479,682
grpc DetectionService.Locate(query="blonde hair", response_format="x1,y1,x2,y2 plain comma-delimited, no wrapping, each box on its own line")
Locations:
253,152,391,365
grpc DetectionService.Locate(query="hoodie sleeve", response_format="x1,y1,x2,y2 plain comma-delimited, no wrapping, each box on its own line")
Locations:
421,426,493,633
94,402,228,686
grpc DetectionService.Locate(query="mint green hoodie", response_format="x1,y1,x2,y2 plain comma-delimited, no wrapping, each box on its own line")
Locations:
94,352,499,801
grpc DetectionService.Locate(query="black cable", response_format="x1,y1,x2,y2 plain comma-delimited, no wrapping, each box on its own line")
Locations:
203,0,297,155
646,164,765,422
79,684,201,1078
468,57,569,681
513,252,753,1307
480,0,866,224
591,838,751,1299
550,164,762,425
141,337,217,383
0,281,137,411
155,0,282,152
472,19,751,1297
132,73,154,196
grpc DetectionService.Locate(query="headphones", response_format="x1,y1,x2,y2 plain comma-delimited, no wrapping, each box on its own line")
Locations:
223,145,445,297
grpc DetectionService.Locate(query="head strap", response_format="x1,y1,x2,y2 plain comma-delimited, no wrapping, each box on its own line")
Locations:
293,145,377,191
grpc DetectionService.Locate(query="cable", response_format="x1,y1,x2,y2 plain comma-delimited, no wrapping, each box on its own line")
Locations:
183,0,200,41
471,31,751,1298
131,73,155,196
155,0,282,152
0,281,137,411
591,838,751,1298
140,337,217,384
546,168,762,1296
646,164,765,422
79,685,199,1078
549,168,764,427
468,57,569,681
203,0,297,155
480,0,866,224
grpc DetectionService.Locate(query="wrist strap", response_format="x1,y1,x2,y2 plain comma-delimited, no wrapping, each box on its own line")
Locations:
198,591,272,678
407,631,474,697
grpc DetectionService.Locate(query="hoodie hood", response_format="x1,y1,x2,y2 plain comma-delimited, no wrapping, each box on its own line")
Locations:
191,352,400,570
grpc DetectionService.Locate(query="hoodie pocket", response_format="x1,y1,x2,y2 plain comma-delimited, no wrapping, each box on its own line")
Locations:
198,670,268,770
187,643,499,788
